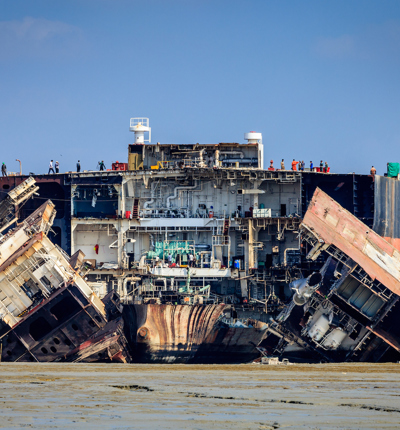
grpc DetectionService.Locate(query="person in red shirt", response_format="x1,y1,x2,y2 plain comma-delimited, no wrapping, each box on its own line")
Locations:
291,159,299,171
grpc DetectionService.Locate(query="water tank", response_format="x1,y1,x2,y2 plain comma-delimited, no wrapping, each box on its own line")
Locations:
321,328,347,350
307,314,330,342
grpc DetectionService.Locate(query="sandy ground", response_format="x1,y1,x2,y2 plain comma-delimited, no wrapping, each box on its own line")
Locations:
0,363,399,429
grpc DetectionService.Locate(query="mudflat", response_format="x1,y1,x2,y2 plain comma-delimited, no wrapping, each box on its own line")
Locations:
0,363,399,429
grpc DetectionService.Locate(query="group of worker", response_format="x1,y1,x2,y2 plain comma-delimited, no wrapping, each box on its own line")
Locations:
288,159,329,172
267,159,330,172
163,252,196,268
0,158,378,178
46,160,106,174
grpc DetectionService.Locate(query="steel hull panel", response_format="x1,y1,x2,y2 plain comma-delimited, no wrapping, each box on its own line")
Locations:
123,304,267,363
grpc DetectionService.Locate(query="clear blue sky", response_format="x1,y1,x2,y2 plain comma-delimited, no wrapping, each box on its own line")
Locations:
1,0,399,174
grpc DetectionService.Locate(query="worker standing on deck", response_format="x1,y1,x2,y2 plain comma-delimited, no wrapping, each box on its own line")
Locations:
324,161,329,173
98,160,105,171
291,159,299,171
168,253,172,266
268,160,275,171
280,159,285,170
319,160,323,172
1,162,7,177
189,253,194,267
370,166,376,177
301,160,305,171
48,160,55,174
77,160,81,172
310,161,314,171
55,161,59,173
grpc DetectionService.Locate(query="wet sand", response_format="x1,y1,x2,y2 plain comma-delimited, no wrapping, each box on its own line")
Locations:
0,363,399,429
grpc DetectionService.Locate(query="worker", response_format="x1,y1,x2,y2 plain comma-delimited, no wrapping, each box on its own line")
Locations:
77,160,81,173
301,160,305,171
98,160,106,171
280,159,285,170
268,160,275,171
55,161,60,173
1,162,7,177
48,160,55,174
189,253,194,267
324,161,329,173
310,161,314,171
291,159,299,171
370,166,376,177
168,253,172,265
319,160,323,172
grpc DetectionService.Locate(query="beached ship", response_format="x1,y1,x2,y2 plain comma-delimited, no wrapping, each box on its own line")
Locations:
0,118,399,363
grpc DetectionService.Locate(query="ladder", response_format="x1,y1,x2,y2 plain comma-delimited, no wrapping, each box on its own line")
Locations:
223,218,230,236
132,198,140,219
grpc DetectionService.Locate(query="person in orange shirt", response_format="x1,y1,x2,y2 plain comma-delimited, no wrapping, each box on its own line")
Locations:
291,159,299,171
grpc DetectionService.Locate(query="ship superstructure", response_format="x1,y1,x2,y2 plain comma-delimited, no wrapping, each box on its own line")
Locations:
69,118,304,309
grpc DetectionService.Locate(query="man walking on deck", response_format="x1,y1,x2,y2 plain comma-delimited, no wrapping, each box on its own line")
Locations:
1,163,7,177
98,160,105,171
48,160,55,174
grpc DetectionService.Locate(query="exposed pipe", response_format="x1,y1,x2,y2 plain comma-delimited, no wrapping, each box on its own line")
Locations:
219,151,244,158
143,181,156,209
16,159,22,175
284,247,299,266
221,158,257,164
166,181,199,208
291,272,322,306
198,149,207,168
215,150,220,168
149,233,155,250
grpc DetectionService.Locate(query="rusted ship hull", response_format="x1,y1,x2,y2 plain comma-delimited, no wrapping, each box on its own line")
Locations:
123,303,268,363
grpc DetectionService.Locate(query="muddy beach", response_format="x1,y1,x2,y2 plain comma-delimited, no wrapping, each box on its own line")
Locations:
0,363,399,429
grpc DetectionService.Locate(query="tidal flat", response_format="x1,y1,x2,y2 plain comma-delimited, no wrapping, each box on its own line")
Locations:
0,363,399,429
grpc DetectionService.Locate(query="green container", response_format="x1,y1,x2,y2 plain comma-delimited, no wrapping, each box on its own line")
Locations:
387,163,400,178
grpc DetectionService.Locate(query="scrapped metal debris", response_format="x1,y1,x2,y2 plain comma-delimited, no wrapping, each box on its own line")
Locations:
0,179,130,363
262,188,400,363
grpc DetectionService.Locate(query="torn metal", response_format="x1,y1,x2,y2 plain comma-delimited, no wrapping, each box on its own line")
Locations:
262,188,400,363
0,179,130,362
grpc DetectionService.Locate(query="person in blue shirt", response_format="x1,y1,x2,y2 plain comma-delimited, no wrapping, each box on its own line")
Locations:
310,161,313,171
